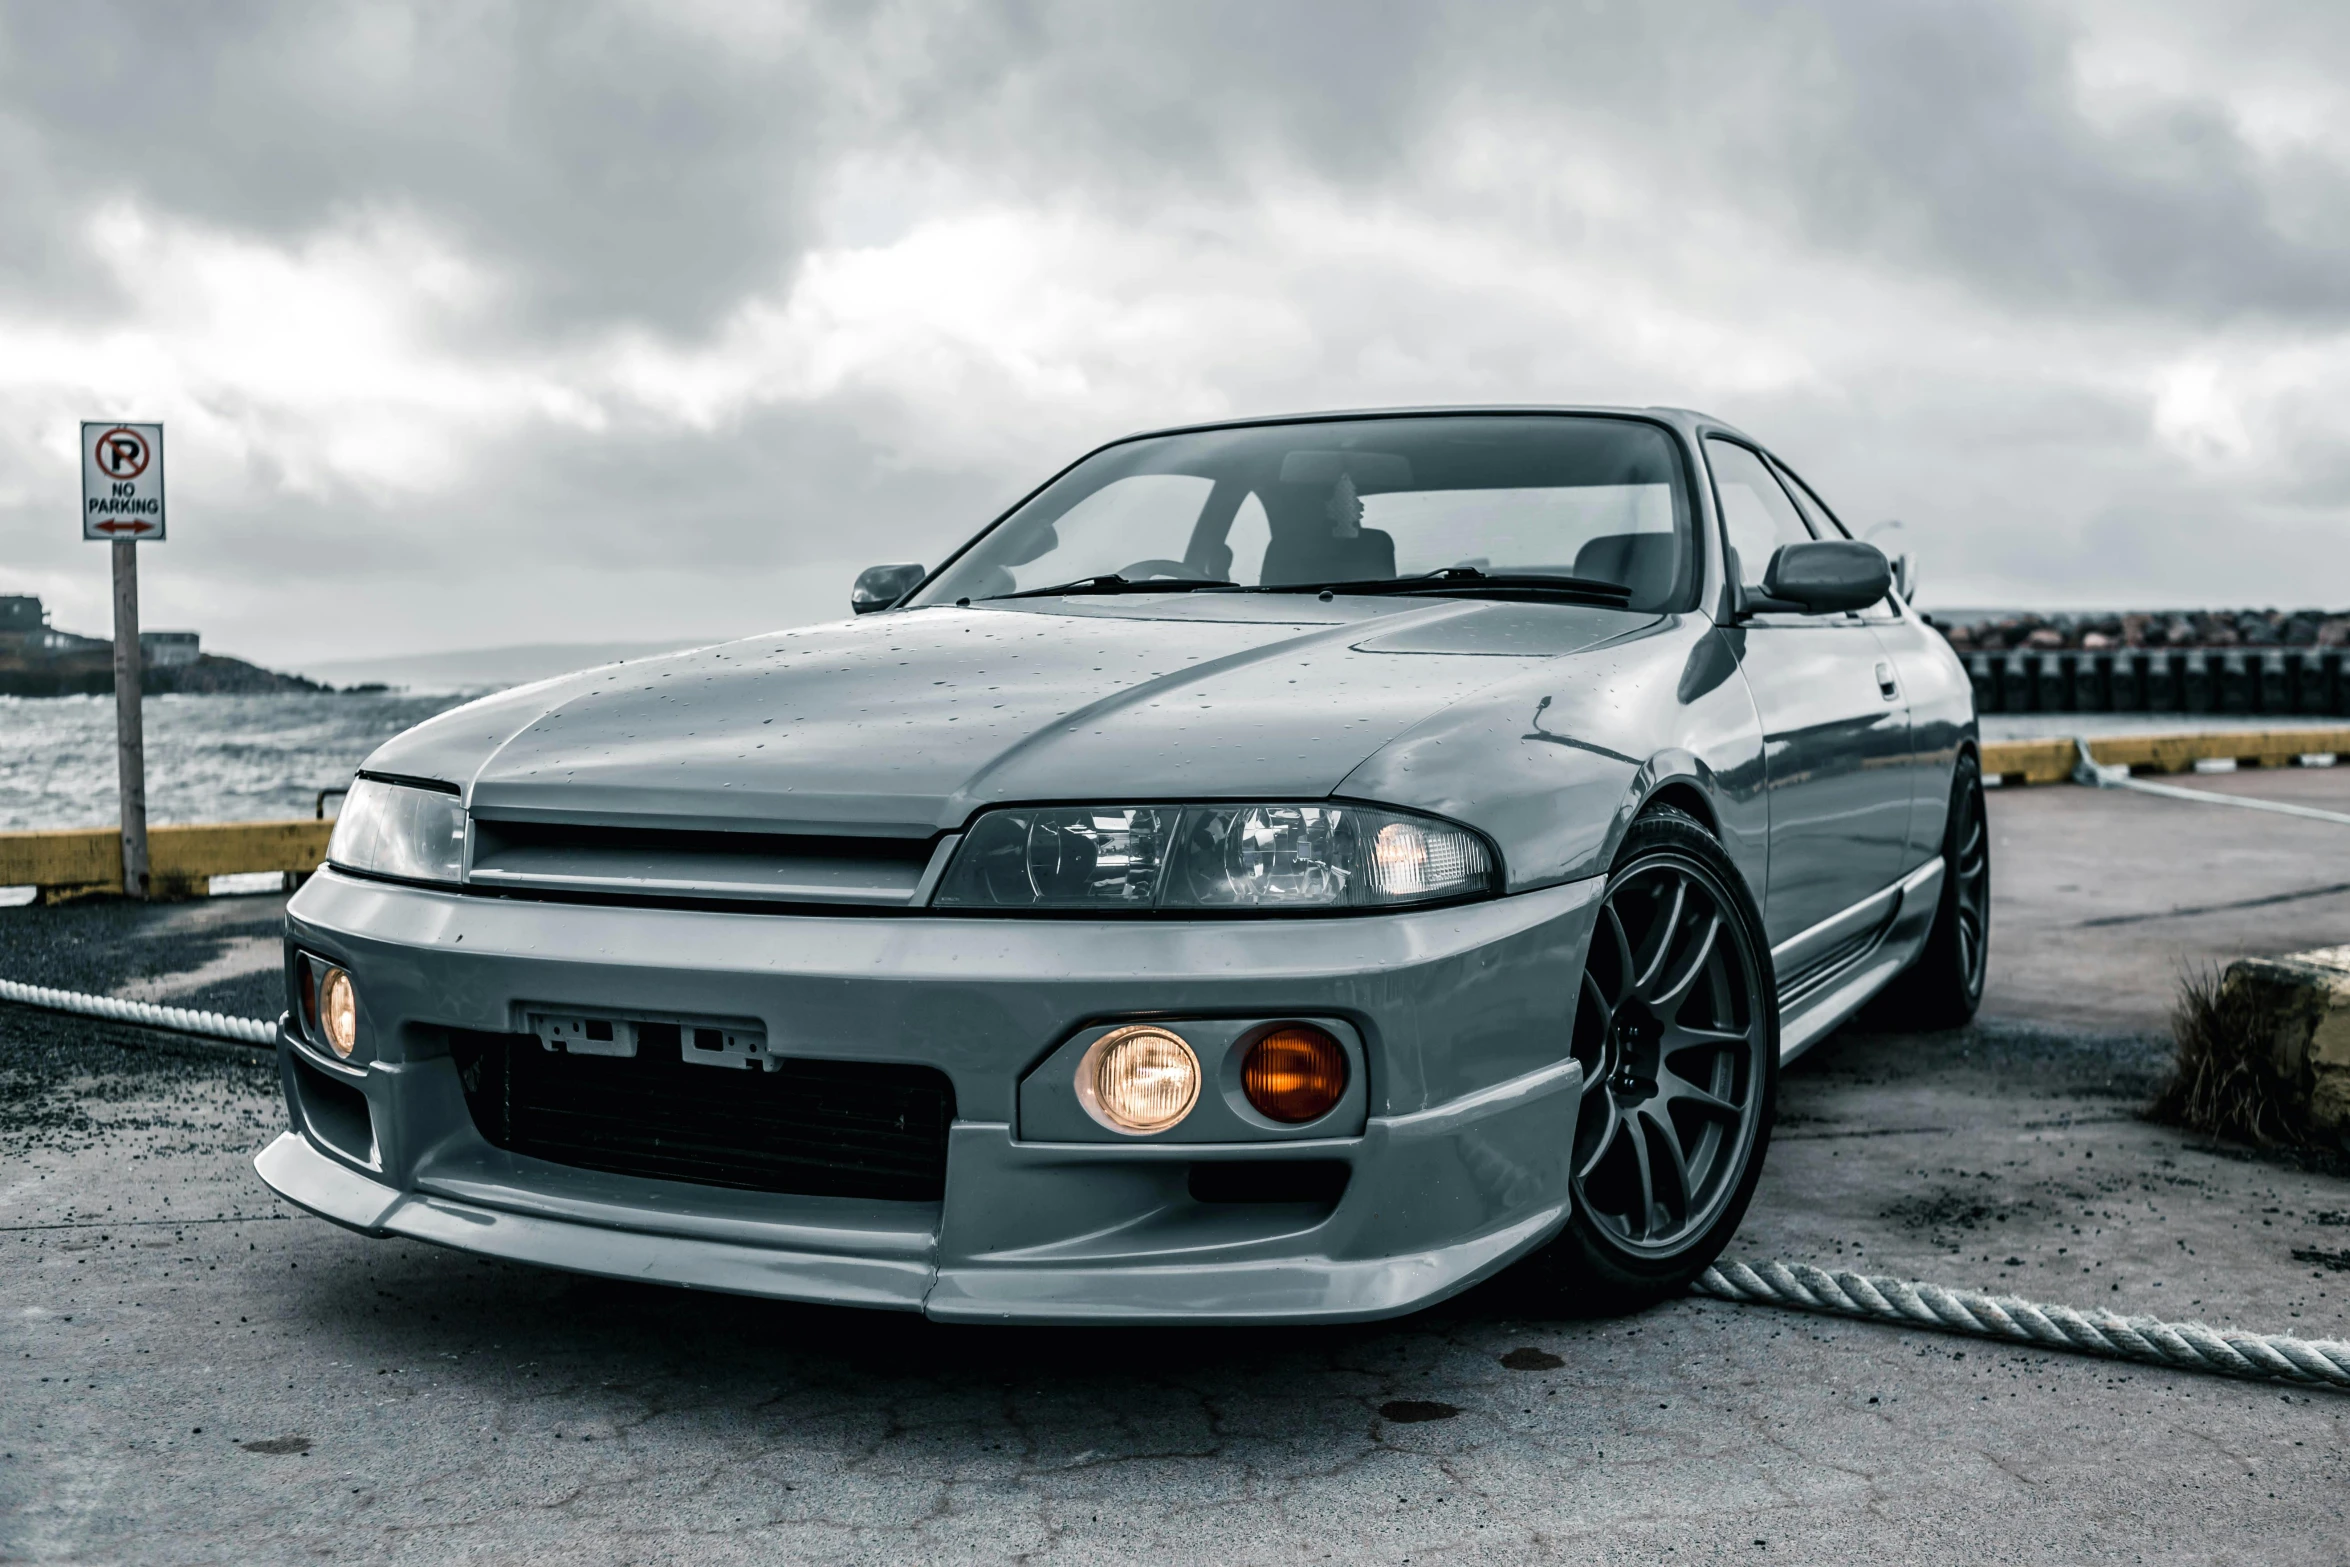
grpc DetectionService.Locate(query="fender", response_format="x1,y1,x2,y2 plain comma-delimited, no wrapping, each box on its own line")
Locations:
1337,616,1768,901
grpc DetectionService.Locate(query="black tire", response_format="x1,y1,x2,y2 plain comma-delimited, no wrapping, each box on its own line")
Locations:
1875,751,1990,1030
1519,805,1779,1316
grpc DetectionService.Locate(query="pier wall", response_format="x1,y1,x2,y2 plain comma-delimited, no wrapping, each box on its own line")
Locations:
1962,646,2350,717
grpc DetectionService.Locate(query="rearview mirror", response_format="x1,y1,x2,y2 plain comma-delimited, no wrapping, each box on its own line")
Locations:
1749,540,1890,616
851,563,926,615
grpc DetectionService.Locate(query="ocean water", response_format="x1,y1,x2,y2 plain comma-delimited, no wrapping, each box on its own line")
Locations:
0,691,472,833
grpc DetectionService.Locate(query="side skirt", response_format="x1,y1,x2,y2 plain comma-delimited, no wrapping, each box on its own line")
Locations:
1772,856,1945,1063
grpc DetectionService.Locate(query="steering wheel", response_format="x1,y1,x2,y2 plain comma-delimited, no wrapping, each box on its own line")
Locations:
1117,558,1205,581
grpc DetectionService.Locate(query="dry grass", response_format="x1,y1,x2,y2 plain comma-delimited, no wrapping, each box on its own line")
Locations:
2147,966,2314,1148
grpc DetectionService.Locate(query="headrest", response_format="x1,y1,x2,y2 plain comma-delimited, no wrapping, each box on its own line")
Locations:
1261,527,1397,587
1572,532,1680,605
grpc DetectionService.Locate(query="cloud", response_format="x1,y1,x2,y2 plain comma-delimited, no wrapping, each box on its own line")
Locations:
0,0,2347,667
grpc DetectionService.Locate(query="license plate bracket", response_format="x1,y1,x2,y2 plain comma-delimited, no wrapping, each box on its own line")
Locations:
530,1013,637,1058
525,1010,774,1071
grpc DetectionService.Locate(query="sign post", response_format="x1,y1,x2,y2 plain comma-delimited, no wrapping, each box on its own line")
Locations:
82,422,165,900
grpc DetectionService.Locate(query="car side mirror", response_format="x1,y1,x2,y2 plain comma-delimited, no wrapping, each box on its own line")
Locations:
1745,539,1890,616
851,563,926,615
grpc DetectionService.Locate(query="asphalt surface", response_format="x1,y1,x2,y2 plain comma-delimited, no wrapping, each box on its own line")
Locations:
1986,763,2350,1033
4,772,2348,1564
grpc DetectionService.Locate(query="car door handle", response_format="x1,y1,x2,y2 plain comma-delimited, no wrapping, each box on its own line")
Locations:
1875,660,1899,701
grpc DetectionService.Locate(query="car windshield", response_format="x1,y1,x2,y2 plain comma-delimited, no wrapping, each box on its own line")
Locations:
915,414,1693,612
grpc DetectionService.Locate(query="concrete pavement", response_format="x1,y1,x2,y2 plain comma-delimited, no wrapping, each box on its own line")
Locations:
3,770,2347,1563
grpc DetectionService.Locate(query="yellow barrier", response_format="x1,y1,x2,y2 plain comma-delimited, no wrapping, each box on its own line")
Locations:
1978,739,2078,786
1982,727,2350,786
0,819,333,903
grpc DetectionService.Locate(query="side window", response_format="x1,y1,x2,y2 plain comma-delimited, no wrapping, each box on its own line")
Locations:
1770,461,1840,537
1705,438,1814,590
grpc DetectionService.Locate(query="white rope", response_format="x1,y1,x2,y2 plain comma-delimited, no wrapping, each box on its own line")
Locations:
2073,737,2350,827
0,976,277,1047
1697,1260,2350,1392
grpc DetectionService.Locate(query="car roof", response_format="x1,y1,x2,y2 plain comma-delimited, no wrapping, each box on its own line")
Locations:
1103,404,1762,450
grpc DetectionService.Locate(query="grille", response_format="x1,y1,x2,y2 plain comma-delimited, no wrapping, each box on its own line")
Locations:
450,1031,955,1202
465,818,939,906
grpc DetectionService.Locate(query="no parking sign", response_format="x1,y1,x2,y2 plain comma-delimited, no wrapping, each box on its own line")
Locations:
82,421,166,541
80,418,167,897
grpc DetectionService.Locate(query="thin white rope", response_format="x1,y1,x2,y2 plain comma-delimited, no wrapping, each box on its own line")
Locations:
1697,1260,2350,1392
0,976,276,1047
2073,737,2350,826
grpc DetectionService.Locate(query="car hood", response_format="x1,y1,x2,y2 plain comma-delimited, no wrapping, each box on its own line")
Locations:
365,596,1653,835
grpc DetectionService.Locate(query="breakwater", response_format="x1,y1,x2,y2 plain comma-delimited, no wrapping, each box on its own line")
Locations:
1951,644,2347,716
1931,610,2350,716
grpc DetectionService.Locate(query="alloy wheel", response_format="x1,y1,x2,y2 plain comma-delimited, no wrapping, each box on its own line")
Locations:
1569,853,1769,1257
1951,778,1989,999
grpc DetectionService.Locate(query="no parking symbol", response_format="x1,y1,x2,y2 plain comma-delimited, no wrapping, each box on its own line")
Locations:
82,421,166,540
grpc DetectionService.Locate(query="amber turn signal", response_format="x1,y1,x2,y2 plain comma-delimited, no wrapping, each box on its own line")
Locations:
1241,1023,1347,1123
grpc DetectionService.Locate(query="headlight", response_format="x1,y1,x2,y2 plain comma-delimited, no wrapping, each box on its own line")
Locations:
933,802,1494,912
326,777,466,884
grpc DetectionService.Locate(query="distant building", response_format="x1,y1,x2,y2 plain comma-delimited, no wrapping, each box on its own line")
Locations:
0,594,81,658
0,594,41,634
1,595,194,663
41,627,108,657
141,630,200,667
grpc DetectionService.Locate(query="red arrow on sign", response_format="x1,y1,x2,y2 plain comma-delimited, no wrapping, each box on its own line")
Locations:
93,519,157,535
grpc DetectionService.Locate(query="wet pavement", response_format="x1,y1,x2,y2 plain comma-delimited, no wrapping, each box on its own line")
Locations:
4,771,2348,1564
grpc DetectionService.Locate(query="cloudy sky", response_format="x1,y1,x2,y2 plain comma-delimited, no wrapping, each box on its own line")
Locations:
3,0,2347,671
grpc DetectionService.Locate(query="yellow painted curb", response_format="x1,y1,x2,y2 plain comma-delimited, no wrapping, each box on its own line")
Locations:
1983,727,2350,786
0,819,332,902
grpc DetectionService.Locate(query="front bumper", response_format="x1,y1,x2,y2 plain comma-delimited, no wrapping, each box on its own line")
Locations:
257,869,1602,1324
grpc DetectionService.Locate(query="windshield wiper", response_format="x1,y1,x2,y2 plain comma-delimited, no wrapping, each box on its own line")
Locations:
1239,568,1635,605
986,573,1237,601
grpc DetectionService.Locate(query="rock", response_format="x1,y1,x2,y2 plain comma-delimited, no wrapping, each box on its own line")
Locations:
2220,947,2350,1141
0,650,326,697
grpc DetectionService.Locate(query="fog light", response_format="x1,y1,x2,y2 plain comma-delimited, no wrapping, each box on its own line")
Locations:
318,967,357,1059
1241,1023,1347,1123
1078,1025,1200,1133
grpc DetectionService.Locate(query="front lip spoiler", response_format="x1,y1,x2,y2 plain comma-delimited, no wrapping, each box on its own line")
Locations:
256,1126,1570,1325
254,1131,936,1311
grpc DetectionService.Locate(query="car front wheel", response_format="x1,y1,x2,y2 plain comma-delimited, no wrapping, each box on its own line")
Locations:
1520,804,1779,1316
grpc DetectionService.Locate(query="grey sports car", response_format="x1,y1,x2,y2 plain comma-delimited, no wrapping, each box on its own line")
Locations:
257,406,1986,1323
